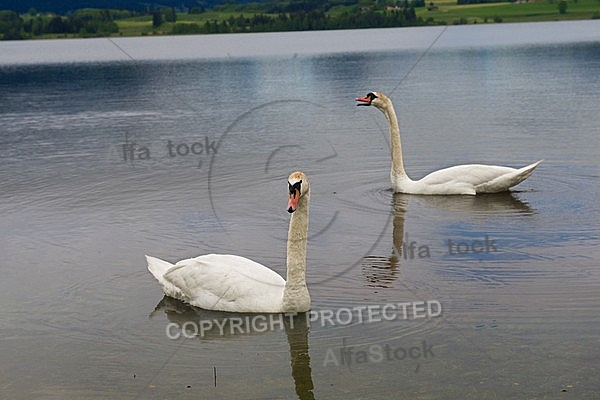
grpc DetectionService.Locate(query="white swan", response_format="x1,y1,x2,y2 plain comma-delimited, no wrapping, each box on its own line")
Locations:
356,91,542,195
146,171,310,313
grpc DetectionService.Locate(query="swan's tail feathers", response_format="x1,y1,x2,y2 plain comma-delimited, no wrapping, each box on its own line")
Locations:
145,255,185,301
512,160,543,186
146,255,173,280
503,159,543,190
475,160,542,193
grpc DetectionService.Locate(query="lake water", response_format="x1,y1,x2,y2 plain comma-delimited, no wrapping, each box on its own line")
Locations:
1,21,599,399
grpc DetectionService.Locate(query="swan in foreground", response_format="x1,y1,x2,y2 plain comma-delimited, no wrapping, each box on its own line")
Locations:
146,171,310,313
356,91,542,195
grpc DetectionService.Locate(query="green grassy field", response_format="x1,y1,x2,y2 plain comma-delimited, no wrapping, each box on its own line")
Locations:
116,10,281,36
114,0,599,36
417,0,600,24
24,0,600,39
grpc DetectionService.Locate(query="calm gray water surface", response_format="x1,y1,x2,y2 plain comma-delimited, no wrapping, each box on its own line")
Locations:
1,21,599,399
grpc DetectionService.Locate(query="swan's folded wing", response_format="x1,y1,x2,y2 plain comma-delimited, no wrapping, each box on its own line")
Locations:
421,164,512,184
416,165,512,194
475,160,542,193
146,255,187,301
163,254,286,312
419,161,541,194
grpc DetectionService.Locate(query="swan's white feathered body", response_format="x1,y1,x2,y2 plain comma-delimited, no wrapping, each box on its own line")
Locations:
394,161,542,195
146,254,287,313
146,171,311,313
357,91,541,195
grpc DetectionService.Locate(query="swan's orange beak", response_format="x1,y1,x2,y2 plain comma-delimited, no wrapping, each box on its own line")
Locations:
287,190,299,213
356,96,372,106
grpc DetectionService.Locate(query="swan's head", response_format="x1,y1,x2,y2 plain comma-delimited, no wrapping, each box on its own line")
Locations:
287,171,309,214
356,91,388,109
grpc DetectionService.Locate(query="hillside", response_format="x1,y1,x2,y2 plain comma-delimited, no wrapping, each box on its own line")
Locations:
1,0,599,40
0,0,239,13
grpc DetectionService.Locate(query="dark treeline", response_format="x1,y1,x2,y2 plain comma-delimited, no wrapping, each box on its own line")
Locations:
456,0,509,4
211,0,425,14
0,0,231,14
0,0,360,14
1,0,432,40
214,0,359,14
0,8,126,39
173,6,425,35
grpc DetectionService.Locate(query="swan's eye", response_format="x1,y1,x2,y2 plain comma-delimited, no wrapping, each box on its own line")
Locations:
289,180,302,196
368,92,378,100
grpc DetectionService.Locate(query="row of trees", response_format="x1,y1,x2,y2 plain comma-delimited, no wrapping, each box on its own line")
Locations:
0,11,22,39
0,9,124,39
211,0,425,14
172,7,425,35
152,8,176,27
1,1,431,40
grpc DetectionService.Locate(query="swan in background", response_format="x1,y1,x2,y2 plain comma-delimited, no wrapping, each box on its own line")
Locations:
356,91,542,195
146,171,310,313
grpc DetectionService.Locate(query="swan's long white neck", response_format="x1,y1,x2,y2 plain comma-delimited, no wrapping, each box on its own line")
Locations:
283,190,310,310
380,97,408,180
285,192,309,285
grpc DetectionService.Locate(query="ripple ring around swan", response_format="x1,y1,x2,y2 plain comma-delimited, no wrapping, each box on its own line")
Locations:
208,99,394,285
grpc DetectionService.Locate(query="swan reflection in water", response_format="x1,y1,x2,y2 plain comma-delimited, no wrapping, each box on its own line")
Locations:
151,296,315,400
362,192,535,288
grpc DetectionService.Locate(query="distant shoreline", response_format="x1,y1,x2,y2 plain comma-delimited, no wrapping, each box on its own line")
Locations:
1,0,599,41
2,21,599,66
